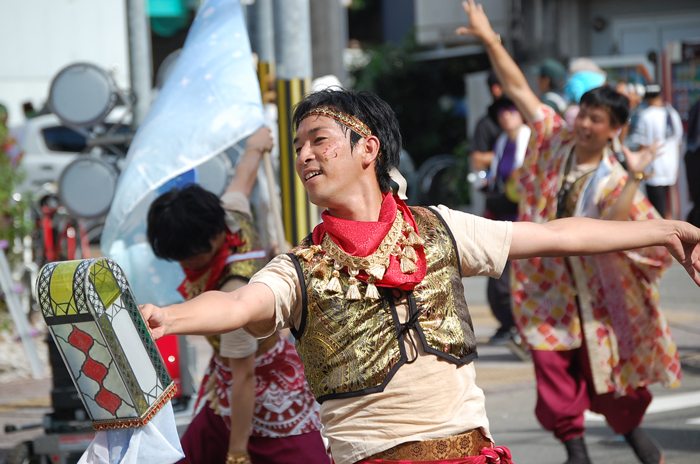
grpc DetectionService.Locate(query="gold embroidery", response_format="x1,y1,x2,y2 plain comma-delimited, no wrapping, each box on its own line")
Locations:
291,207,477,402
305,106,373,138
296,211,424,300
368,429,492,460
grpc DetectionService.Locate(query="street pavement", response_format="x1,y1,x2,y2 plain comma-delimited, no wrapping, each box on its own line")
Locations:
0,263,698,463
467,262,700,464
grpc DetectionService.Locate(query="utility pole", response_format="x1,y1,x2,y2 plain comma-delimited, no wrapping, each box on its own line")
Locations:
273,0,317,245
309,0,349,81
126,0,153,128
247,0,276,102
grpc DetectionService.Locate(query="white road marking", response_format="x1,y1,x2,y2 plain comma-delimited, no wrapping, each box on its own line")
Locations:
584,391,700,422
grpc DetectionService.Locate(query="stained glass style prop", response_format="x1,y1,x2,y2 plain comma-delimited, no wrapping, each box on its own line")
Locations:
37,258,175,430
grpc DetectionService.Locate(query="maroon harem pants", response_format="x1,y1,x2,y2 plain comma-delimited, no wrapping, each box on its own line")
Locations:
530,344,652,442
178,403,330,464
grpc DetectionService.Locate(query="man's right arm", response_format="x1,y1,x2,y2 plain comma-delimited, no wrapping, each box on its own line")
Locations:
140,281,276,340
471,151,494,171
470,117,496,170
457,1,541,122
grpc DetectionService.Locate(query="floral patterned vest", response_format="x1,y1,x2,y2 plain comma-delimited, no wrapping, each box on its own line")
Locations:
288,206,477,403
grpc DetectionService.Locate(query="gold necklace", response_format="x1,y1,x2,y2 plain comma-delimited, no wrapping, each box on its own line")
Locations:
295,210,424,300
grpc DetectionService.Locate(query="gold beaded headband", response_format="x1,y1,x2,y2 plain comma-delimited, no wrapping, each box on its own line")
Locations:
305,106,373,138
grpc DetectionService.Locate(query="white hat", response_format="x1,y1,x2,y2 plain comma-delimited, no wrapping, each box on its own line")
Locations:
568,58,606,77
311,75,344,92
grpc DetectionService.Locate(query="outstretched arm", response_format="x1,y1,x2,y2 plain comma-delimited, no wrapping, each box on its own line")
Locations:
509,218,700,285
226,126,275,198
139,281,276,339
457,1,541,122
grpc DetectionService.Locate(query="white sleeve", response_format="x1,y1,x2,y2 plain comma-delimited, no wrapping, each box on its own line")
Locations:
245,254,302,338
216,277,259,357
219,329,257,358
221,191,253,217
672,109,684,143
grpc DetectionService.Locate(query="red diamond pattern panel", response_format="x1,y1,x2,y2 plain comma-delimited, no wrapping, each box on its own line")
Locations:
95,388,122,415
83,358,108,384
68,325,122,415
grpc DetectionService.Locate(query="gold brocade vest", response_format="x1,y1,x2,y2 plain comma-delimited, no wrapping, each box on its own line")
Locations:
288,206,477,403
200,211,267,353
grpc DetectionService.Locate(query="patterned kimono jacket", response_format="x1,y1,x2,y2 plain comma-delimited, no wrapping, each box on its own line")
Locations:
511,106,680,396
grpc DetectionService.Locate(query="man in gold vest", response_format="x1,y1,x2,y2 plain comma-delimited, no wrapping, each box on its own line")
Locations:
140,85,700,463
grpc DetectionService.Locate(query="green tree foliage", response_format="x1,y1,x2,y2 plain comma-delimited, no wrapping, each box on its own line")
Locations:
0,118,32,262
351,36,469,169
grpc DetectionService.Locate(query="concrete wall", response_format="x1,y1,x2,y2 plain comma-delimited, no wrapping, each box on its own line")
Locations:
0,0,129,127
586,0,700,57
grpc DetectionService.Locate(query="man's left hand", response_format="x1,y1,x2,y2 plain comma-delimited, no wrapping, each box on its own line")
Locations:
665,221,700,286
622,139,662,176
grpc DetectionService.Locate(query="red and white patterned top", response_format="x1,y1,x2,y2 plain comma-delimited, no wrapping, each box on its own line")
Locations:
511,105,680,396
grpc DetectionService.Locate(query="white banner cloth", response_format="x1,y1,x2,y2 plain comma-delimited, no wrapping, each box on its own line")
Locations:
101,0,264,306
77,402,183,464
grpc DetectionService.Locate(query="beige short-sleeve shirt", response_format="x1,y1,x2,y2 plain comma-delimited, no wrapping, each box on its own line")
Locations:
218,279,258,359
247,206,512,464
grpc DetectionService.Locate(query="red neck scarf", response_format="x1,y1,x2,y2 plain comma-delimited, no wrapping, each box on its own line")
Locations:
177,231,244,300
311,193,426,291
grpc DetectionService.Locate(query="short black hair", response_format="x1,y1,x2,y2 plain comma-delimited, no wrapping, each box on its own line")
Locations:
579,85,630,127
291,89,402,193
644,84,662,100
147,184,227,262
487,70,500,89
489,97,518,121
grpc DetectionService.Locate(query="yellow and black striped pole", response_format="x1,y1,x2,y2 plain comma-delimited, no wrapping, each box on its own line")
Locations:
273,0,318,246
257,61,276,103
276,77,316,245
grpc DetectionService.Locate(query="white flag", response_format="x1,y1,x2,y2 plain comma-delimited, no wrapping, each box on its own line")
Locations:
101,0,264,306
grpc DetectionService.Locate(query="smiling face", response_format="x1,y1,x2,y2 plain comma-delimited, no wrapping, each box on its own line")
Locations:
573,104,620,155
293,114,380,213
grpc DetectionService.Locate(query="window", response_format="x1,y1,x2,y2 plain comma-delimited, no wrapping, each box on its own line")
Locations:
42,126,87,153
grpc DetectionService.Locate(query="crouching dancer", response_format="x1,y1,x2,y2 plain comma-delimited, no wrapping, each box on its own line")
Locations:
140,89,700,464
147,127,328,464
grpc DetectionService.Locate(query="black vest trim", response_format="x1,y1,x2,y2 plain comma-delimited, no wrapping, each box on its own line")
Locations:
408,207,478,366
288,253,308,341
315,357,405,403
315,288,408,404
410,286,479,366
388,290,410,362
427,206,463,279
